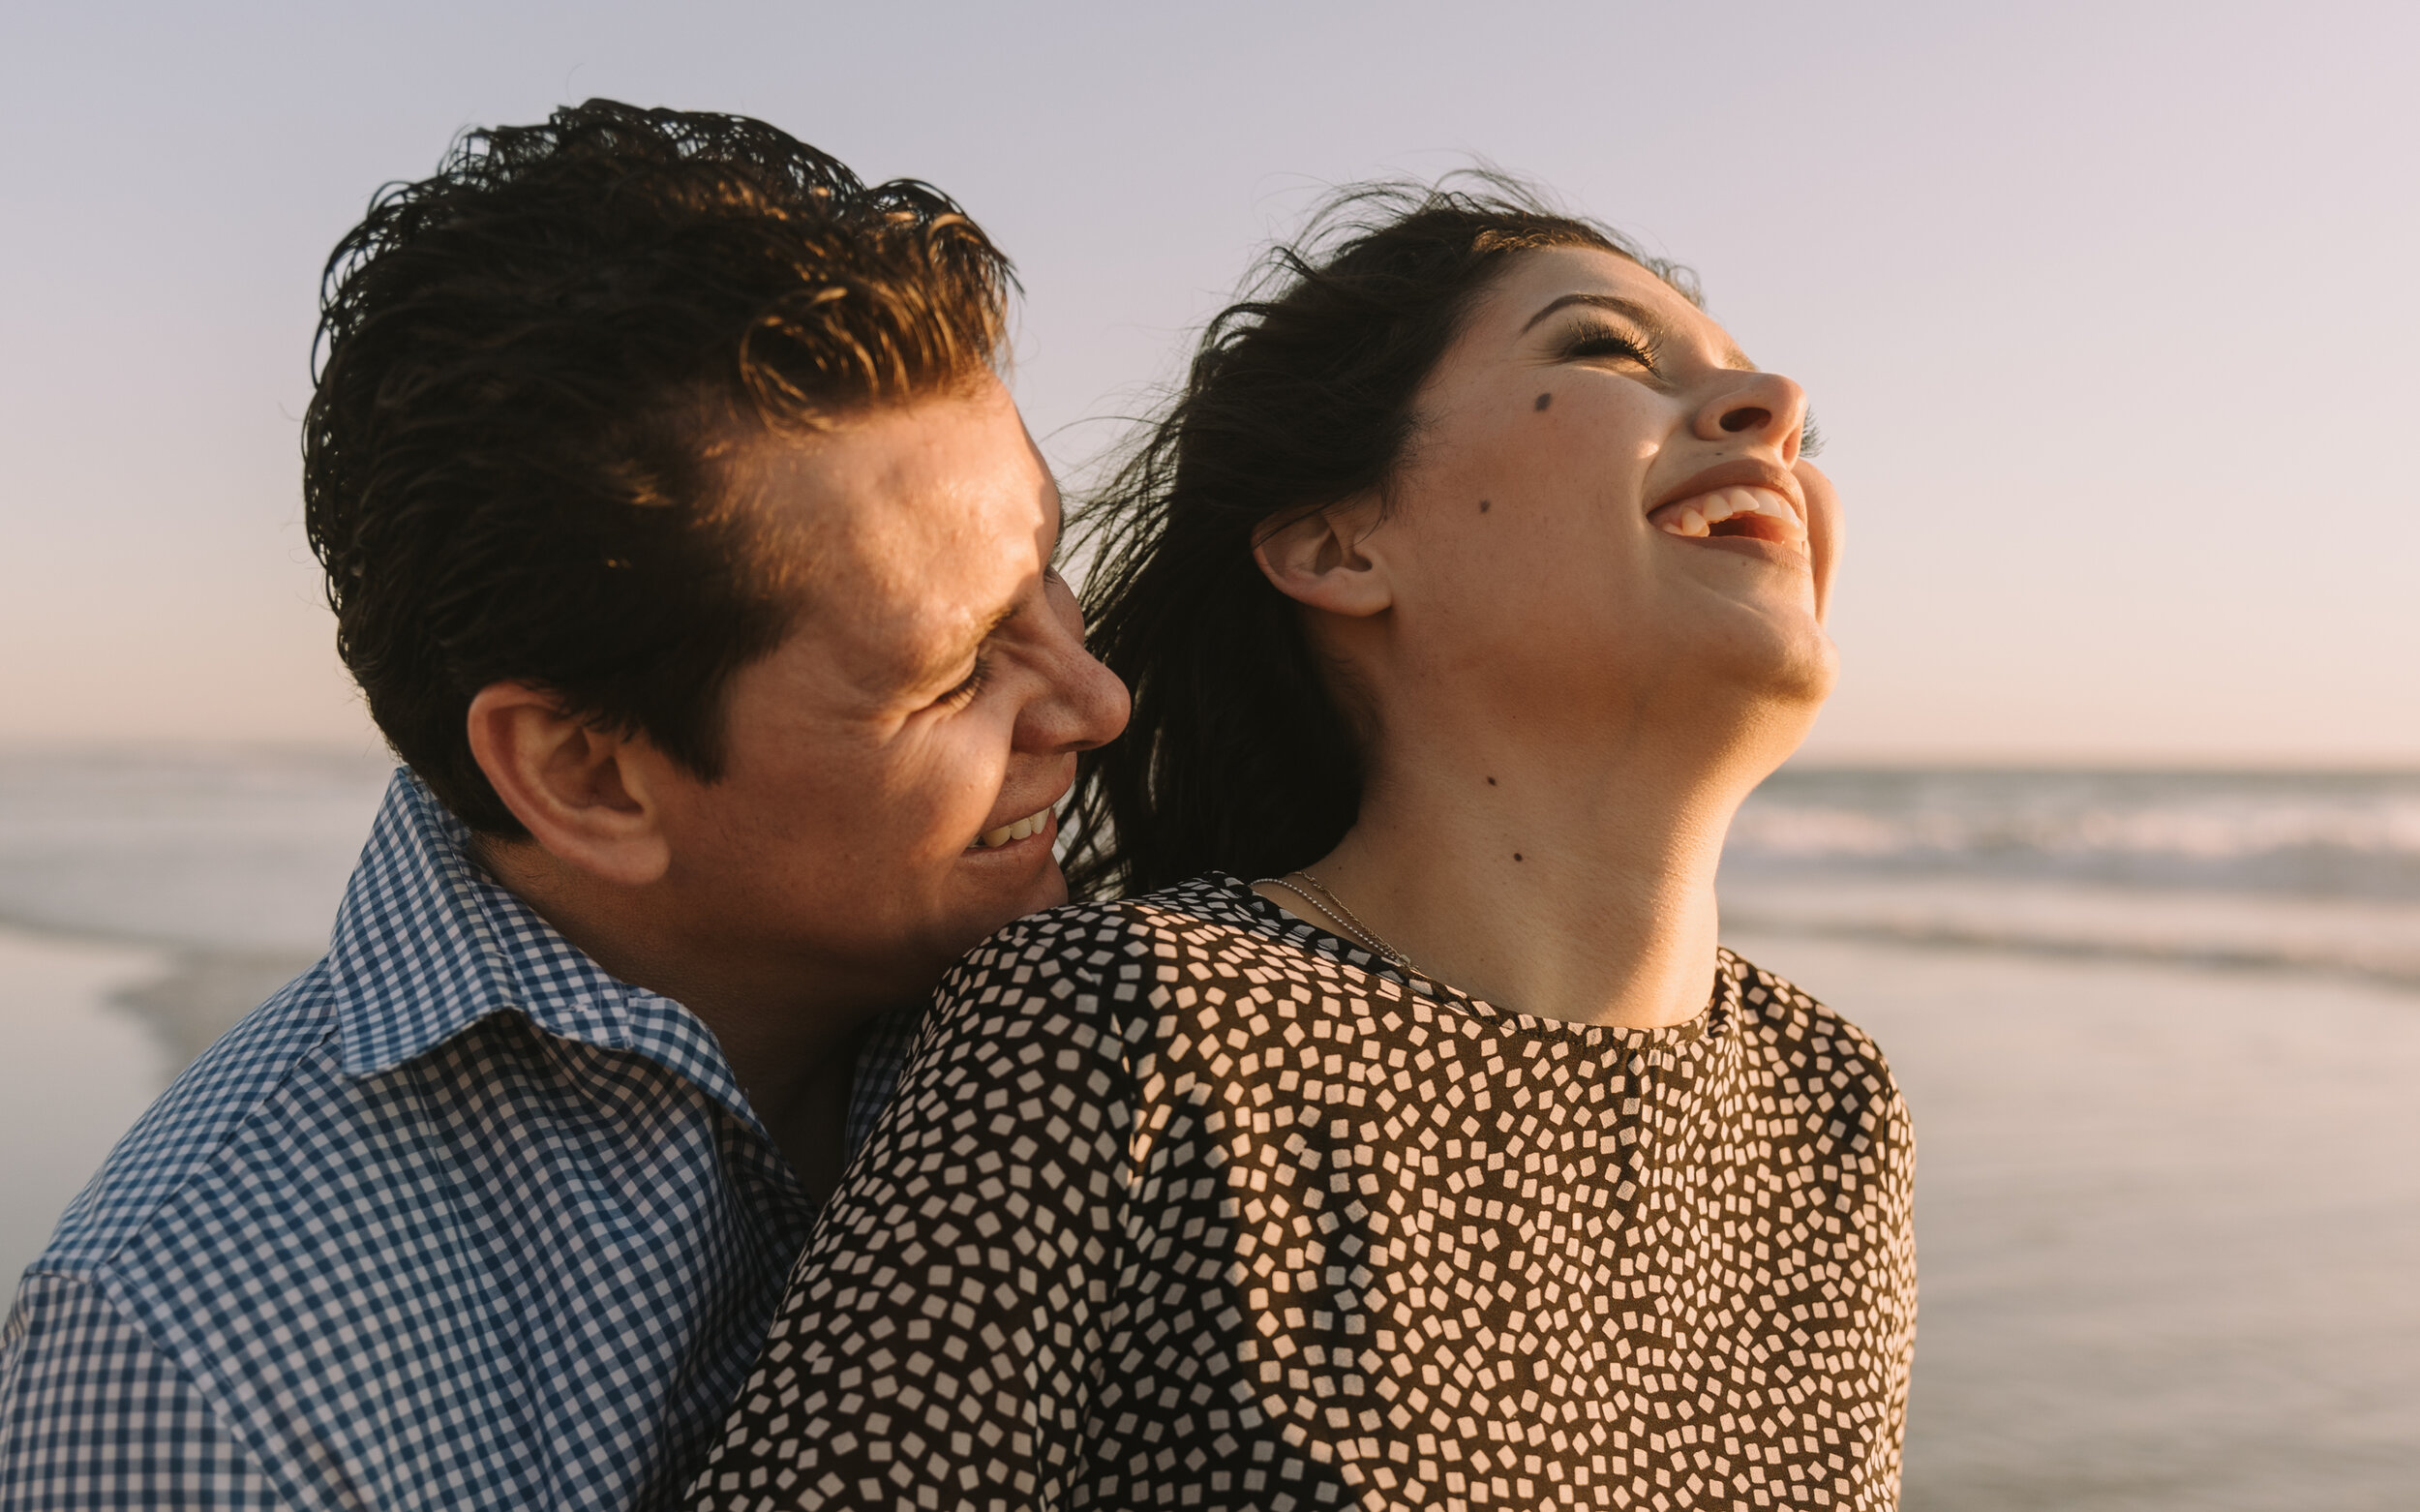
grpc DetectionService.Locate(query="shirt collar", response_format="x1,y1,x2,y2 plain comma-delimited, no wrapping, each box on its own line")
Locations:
323,771,758,1127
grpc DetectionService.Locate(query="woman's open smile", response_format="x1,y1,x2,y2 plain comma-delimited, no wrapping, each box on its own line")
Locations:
1649,458,1809,556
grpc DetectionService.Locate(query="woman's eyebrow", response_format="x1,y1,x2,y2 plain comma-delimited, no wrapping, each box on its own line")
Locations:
1520,291,1666,335
1520,291,1754,368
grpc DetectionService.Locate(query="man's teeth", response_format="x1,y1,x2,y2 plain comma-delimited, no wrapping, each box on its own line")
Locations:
973,806,1052,850
1654,485,1799,539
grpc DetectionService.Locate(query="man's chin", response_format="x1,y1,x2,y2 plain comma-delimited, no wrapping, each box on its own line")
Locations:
1028,860,1071,913
983,862,1068,938
928,862,1069,966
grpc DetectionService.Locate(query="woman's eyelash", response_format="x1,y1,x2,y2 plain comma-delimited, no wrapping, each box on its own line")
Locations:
1561,320,1658,367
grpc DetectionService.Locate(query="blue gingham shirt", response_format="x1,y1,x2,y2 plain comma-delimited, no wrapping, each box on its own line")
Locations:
0,771,920,1510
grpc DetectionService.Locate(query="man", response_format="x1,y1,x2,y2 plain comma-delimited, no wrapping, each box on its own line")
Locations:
0,101,1126,1508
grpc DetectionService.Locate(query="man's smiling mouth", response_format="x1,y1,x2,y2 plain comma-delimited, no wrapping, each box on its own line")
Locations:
1649,485,1805,548
969,803,1055,850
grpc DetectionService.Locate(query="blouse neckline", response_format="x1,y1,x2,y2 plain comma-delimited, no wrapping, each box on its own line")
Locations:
1196,871,1733,1049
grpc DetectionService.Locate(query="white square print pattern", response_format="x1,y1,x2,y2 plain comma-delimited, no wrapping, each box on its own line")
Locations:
689,875,1917,1511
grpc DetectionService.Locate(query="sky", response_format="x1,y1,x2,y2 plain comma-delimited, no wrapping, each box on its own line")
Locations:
2,0,2415,764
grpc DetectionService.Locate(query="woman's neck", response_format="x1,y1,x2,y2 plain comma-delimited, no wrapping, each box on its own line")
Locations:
1261,704,1794,1029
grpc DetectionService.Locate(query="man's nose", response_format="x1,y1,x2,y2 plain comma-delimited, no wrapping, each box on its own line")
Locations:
1020,629,1131,755
1061,645,1132,753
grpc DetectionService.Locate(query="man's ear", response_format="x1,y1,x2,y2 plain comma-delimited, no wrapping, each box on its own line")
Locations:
465,683,673,887
1251,499,1393,619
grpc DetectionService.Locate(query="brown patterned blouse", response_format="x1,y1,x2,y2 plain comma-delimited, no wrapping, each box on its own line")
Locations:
685,874,1917,1512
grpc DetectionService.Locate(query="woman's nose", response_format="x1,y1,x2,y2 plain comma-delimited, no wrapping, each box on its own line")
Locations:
1694,370,1809,457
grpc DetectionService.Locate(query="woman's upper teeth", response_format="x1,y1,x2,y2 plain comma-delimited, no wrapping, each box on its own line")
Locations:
1654,485,1800,540
974,806,1052,850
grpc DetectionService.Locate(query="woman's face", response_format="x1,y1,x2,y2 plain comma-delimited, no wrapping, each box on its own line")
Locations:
1353,245,1840,741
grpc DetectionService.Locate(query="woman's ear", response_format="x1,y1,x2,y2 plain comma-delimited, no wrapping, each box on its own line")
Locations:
1251,499,1393,619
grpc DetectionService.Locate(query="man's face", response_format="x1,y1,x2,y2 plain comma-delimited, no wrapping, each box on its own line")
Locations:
645,376,1129,1011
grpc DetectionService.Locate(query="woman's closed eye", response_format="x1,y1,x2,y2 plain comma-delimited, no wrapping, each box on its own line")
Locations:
1559,318,1659,371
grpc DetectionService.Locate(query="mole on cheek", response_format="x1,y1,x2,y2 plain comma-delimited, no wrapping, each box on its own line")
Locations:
1514,853,1525,862
1534,392,1553,411
1478,499,1492,514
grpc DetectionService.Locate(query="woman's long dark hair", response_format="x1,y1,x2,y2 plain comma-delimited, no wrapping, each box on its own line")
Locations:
1063,176,1696,899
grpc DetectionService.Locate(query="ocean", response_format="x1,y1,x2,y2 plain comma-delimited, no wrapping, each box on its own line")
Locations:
1723,767,2420,987
1,749,2414,1508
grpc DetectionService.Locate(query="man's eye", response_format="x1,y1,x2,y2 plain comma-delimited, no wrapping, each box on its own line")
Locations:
936,656,991,709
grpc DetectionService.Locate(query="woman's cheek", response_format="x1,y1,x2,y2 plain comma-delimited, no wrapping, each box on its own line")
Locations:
1795,460,1843,622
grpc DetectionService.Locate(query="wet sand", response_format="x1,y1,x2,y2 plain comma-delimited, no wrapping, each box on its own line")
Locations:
0,927,174,1285
108,945,323,1067
0,926,317,1286
1730,931,2420,1511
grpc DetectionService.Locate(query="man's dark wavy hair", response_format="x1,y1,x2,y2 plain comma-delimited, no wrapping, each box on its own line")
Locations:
305,99,1013,835
1061,175,1693,899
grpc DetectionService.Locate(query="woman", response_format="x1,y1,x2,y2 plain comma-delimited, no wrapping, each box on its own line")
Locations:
687,180,1913,1511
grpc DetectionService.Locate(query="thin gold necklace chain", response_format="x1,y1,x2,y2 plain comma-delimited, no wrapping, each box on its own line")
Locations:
1255,869,1420,977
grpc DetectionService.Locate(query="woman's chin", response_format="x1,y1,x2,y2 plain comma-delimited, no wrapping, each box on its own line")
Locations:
1767,625,1840,705
1672,616,1839,744
1684,590,1835,697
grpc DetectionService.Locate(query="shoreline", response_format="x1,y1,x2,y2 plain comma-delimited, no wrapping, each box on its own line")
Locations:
110,946,324,1068
1,923,316,1286
1722,913,2420,996
1721,871,2420,996
0,909,320,1074
0,926,181,1286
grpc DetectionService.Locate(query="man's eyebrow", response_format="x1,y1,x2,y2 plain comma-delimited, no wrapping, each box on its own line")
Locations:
909,601,1017,689
1520,291,1755,369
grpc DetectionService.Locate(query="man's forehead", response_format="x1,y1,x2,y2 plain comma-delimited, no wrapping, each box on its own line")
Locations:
730,401,1055,685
